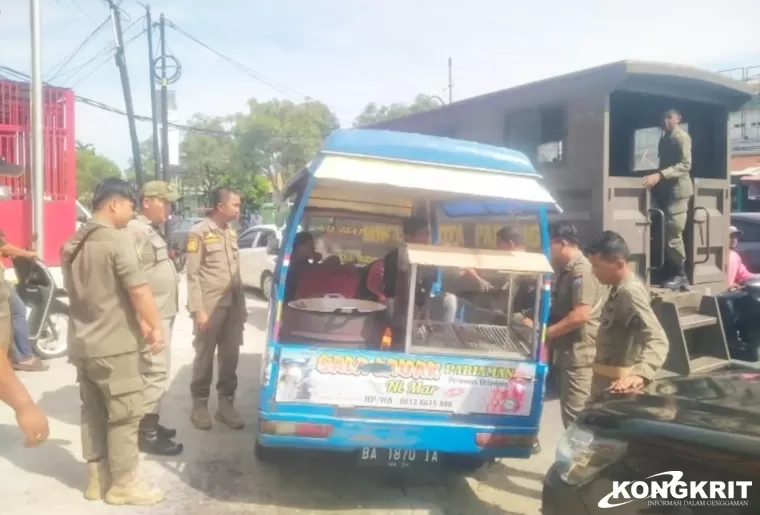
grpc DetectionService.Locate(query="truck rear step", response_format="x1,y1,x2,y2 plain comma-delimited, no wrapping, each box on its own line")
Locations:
651,289,731,378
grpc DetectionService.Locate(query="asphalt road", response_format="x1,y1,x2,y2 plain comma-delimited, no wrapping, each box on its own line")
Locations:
0,281,564,515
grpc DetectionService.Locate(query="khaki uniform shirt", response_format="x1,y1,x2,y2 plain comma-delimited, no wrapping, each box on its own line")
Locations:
0,230,9,349
595,273,669,381
62,220,147,358
550,252,605,367
654,126,693,206
185,218,244,315
127,215,179,319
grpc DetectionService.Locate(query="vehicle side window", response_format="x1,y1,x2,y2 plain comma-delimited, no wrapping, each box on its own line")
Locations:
238,229,258,248
735,221,760,242
257,231,272,248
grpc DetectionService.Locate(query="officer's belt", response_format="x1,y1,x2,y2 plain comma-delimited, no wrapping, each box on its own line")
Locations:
592,362,633,379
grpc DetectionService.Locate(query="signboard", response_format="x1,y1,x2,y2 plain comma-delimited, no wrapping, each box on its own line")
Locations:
308,217,541,265
274,347,537,416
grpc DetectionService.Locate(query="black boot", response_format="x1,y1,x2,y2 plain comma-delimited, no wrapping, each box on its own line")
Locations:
138,414,184,456
662,265,689,291
156,417,177,439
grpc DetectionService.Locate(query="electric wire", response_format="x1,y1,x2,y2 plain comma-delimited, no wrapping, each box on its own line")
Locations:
46,16,111,81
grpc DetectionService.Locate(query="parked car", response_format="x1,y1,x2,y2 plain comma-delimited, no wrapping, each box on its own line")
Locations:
542,370,760,514
239,224,282,300
167,216,203,252
731,213,760,273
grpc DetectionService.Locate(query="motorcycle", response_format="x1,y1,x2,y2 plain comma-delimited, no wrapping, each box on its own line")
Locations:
12,256,69,360
718,276,760,362
169,240,186,273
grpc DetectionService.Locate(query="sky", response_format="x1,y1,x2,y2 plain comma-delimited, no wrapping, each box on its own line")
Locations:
1,0,760,169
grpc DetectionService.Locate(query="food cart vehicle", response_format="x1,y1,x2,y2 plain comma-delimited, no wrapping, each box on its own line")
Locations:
255,129,561,470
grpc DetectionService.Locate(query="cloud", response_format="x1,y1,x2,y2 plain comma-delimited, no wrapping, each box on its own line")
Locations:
1,0,759,168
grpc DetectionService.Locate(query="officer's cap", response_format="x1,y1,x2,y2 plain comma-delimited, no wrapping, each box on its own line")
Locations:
0,157,24,177
141,180,179,203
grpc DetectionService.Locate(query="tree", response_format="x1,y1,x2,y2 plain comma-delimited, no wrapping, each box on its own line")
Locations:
76,141,121,202
235,99,339,203
178,114,242,204
124,137,158,185
353,94,442,127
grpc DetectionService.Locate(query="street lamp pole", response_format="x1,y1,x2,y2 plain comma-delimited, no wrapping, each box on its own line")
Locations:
30,0,45,258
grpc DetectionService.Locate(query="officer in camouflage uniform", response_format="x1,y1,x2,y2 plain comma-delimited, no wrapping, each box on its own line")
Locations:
643,109,693,291
186,187,247,431
546,223,605,428
62,178,165,505
127,181,183,456
586,231,669,396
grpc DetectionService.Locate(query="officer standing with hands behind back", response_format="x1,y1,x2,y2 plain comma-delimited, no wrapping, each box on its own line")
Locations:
127,181,183,456
186,187,247,431
62,177,165,506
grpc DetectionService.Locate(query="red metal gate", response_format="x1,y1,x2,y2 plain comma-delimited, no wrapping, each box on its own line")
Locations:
0,79,76,266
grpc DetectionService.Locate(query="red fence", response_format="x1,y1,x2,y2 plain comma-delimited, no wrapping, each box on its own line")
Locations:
0,79,76,266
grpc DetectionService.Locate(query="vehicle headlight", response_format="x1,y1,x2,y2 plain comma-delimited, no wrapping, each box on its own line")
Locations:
555,423,627,486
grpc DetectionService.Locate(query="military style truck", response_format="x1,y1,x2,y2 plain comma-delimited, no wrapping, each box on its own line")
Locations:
368,60,757,377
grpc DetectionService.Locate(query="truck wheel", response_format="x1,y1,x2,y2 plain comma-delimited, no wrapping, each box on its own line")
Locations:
34,309,69,360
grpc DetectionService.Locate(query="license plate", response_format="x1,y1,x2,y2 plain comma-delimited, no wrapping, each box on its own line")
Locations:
359,447,439,468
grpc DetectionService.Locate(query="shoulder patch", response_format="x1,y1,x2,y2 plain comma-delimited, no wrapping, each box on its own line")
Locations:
186,235,200,253
573,273,583,287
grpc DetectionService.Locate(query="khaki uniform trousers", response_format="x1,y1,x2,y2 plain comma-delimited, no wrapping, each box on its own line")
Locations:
190,305,245,400
558,365,594,428
142,317,174,414
72,351,146,483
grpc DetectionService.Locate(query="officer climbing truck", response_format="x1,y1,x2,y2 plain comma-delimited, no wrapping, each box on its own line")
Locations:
371,60,759,378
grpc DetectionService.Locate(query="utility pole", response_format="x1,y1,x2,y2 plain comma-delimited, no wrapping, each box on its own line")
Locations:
447,57,453,104
107,0,144,188
145,5,161,180
159,14,170,183
30,0,44,258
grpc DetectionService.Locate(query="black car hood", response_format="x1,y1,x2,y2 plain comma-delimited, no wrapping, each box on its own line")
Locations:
581,372,760,439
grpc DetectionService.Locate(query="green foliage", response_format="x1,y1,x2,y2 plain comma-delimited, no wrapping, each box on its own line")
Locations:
353,94,443,127
75,140,121,203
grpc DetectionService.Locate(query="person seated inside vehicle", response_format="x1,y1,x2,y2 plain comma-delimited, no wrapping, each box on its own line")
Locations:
461,226,537,327
381,216,457,322
283,231,323,303
728,225,757,290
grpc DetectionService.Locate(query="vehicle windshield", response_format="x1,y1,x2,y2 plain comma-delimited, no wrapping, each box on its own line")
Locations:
277,208,545,360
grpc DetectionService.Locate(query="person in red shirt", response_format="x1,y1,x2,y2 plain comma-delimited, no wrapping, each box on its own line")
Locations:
728,226,756,290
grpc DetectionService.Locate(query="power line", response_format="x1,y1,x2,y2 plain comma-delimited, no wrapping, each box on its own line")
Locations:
46,16,111,82
55,15,147,87
68,0,100,26
165,20,318,103
69,27,148,89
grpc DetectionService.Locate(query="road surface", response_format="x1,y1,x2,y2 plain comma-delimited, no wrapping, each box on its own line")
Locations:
0,281,564,515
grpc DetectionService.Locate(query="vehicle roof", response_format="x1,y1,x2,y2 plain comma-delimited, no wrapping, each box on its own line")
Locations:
368,60,755,131
243,224,280,233
582,371,760,448
320,129,538,176
731,212,760,223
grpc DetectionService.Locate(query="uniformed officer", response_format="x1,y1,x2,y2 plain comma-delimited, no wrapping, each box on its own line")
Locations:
643,109,693,291
586,231,669,396
62,177,165,505
127,181,183,456
546,223,605,428
0,158,49,447
186,186,247,431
